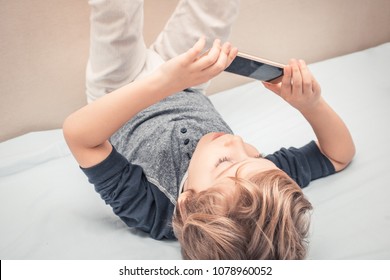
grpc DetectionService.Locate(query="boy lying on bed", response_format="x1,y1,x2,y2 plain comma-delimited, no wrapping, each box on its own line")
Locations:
63,0,355,260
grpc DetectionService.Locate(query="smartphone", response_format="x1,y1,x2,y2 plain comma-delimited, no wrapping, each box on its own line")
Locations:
225,52,285,83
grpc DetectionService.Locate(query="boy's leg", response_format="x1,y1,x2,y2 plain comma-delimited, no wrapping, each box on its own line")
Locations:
150,0,240,92
86,0,148,103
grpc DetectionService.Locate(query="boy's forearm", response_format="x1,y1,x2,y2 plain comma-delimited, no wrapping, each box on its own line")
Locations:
300,97,355,171
64,72,171,150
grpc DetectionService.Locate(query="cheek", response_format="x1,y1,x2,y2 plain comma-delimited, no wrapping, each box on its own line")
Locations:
187,153,218,190
187,152,207,180
191,138,218,166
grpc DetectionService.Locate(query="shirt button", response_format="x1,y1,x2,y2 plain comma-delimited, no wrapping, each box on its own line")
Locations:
184,139,190,145
180,128,187,134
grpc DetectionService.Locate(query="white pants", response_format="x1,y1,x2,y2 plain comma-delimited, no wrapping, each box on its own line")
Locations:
86,0,240,103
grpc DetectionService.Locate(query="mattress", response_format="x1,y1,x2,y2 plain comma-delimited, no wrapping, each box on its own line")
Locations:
1,43,390,260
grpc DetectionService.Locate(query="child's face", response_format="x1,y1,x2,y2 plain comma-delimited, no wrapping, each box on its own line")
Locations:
183,132,278,193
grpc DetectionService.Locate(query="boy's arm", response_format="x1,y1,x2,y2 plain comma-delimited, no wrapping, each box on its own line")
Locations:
63,38,237,168
263,59,355,172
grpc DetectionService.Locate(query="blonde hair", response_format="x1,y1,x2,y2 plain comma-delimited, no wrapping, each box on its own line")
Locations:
172,169,313,259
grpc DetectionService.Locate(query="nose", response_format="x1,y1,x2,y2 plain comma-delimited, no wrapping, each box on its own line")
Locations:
224,135,254,159
232,135,244,145
224,135,246,152
224,135,243,145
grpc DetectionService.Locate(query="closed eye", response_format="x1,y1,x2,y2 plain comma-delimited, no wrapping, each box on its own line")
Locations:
215,156,232,167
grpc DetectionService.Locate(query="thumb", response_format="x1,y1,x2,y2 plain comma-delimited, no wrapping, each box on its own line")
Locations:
262,81,281,96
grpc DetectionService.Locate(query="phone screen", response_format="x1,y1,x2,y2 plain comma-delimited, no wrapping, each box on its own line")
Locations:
225,55,284,82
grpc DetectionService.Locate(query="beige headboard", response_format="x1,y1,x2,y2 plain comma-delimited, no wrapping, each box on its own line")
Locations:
1,0,389,142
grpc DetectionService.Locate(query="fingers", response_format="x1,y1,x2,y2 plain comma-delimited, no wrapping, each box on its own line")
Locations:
212,41,237,72
179,38,238,85
262,58,322,111
298,59,314,94
280,64,292,96
291,60,303,96
193,39,237,75
263,62,294,97
283,59,315,95
266,59,316,97
185,37,206,62
194,39,222,70
262,81,281,94
224,43,238,69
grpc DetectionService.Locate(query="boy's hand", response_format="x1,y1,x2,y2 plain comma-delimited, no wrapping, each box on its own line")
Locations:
263,59,322,113
263,59,355,172
157,37,238,93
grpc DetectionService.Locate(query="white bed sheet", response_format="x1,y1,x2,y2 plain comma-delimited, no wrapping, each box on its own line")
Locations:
1,43,390,260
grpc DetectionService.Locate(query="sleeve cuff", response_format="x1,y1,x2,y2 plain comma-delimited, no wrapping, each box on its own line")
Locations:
80,146,129,185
